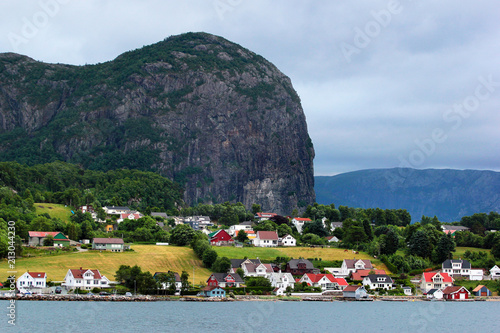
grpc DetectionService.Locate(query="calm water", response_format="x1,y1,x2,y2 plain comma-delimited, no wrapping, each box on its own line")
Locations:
1,300,500,332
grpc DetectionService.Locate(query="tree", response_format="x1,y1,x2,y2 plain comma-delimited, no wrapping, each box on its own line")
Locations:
434,233,456,263
212,256,231,273
181,271,190,291
277,224,293,238
170,224,196,246
408,230,431,258
115,265,143,290
363,220,373,241
43,234,54,246
303,220,327,237
251,204,261,216
491,240,500,260
381,229,399,255
236,267,245,279
137,271,157,294
202,249,218,268
236,229,249,243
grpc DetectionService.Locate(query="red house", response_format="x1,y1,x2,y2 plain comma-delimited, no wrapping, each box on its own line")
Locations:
206,273,244,288
209,230,234,246
442,286,470,300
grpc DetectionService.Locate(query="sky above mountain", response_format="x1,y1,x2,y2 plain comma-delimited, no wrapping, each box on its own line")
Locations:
1,0,499,175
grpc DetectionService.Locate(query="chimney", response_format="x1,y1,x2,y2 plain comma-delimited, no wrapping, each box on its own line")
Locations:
80,267,82,270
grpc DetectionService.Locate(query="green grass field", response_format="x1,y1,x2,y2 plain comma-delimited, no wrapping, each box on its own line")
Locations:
34,203,73,223
0,245,212,285
454,247,491,258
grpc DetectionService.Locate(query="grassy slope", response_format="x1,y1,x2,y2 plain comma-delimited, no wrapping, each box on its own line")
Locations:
34,203,73,223
0,245,212,284
454,247,491,258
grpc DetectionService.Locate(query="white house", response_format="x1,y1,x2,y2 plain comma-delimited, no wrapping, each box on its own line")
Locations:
228,221,254,236
343,285,368,299
326,236,339,243
420,272,454,292
269,272,295,295
103,206,130,215
340,259,373,277
16,272,47,293
153,272,182,291
255,212,277,222
62,268,111,290
241,262,274,278
362,274,394,290
490,265,500,280
253,231,279,247
299,273,348,291
470,268,485,281
291,217,312,234
441,259,471,278
426,288,444,299
279,234,296,246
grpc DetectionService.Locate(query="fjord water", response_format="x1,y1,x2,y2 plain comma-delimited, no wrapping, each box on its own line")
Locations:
2,300,500,332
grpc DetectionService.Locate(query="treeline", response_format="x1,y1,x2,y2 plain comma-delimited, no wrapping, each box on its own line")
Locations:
0,161,184,213
303,203,412,226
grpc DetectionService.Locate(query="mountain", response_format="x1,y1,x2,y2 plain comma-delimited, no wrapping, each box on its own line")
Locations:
315,168,500,222
0,32,315,214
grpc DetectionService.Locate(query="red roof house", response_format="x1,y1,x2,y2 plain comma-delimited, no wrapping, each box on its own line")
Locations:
209,229,234,246
253,231,279,247
420,272,454,292
442,286,470,300
299,273,348,291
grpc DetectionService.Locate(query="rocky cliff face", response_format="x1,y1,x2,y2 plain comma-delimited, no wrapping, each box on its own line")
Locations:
315,168,500,222
0,32,315,214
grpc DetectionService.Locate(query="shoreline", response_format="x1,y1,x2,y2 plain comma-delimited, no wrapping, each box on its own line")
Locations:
1,294,499,302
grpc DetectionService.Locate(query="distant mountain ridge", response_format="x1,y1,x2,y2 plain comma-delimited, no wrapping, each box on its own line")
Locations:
315,168,500,222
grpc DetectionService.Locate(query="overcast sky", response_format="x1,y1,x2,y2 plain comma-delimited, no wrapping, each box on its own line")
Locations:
1,0,499,175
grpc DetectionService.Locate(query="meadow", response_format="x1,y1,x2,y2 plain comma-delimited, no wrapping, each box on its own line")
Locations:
34,203,73,223
0,245,212,285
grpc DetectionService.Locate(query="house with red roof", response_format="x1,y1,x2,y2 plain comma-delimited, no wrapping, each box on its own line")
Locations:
253,231,279,247
420,272,454,292
206,273,244,288
62,267,111,291
343,285,369,299
208,229,234,246
442,286,470,300
299,273,348,291
28,231,70,247
291,217,312,234
16,271,47,293
255,212,278,221
351,269,386,281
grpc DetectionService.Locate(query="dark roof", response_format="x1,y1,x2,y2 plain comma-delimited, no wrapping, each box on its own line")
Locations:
104,206,130,210
209,273,244,283
364,274,393,284
343,285,364,292
93,238,124,244
153,271,181,282
427,289,441,295
230,258,261,269
344,259,373,269
287,259,314,269
442,259,471,269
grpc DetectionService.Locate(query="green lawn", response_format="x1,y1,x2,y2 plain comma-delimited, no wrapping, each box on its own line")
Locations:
454,247,491,258
34,203,73,223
